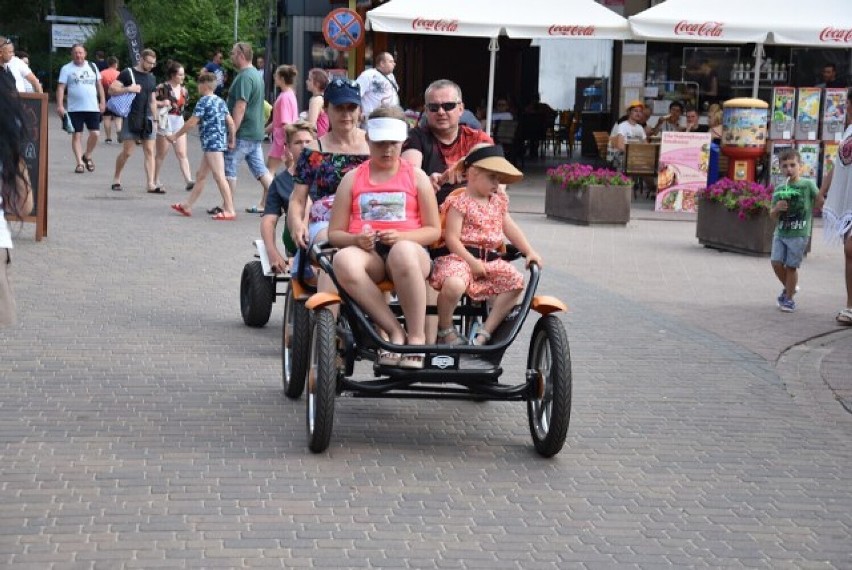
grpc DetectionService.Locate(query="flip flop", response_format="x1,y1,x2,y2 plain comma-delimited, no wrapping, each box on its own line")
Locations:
82,154,94,172
398,353,425,369
147,187,166,194
206,206,224,215
110,183,123,191
75,164,85,174
170,203,191,217
245,206,261,214
211,211,236,221
836,308,852,326
377,349,401,366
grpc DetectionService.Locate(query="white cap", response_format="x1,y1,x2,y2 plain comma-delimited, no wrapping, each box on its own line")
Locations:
366,117,408,142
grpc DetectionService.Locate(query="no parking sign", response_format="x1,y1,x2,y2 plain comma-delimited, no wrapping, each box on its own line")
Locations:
322,8,365,51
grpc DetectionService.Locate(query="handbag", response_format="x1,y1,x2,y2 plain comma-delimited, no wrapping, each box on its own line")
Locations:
106,68,136,118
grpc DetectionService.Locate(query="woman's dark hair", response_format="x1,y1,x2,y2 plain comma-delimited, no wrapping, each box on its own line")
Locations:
165,60,183,79
0,89,30,219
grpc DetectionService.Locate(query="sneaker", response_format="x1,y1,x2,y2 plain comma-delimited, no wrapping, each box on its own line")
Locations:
104,138,112,144
776,285,800,307
780,298,797,313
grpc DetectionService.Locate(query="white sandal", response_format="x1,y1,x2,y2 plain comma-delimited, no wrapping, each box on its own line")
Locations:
437,326,466,345
472,330,492,346
836,308,852,326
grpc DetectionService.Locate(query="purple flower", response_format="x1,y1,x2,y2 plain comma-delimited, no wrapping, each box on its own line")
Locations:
699,177,774,220
547,162,632,190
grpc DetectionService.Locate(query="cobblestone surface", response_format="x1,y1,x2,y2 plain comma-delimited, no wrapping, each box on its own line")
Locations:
0,122,849,568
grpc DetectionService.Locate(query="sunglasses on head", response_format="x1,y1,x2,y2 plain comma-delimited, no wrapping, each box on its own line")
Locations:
329,77,358,89
426,101,460,113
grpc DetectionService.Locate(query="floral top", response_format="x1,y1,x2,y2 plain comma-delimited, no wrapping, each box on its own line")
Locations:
294,148,368,202
443,189,509,250
156,82,188,116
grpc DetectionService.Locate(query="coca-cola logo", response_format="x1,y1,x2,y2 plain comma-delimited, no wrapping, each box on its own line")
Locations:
547,25,596,37
412,18,459,32
819,27,852,43
673,20,724,37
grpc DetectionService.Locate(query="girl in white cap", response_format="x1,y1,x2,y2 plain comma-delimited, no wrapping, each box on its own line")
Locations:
429,144,542,346
329,106,441,369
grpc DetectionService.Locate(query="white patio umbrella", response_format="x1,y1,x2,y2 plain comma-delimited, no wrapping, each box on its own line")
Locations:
629,0,852,97
366,0,632,134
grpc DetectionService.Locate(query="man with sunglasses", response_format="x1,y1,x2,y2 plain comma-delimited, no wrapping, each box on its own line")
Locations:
0,37,16,93
0,37,41,94
402,79,492,205
223,42,272,215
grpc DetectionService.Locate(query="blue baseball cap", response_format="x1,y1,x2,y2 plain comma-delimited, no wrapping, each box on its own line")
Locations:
325,77,361,106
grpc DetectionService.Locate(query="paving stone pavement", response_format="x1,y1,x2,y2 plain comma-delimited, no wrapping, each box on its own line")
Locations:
0,119,850,569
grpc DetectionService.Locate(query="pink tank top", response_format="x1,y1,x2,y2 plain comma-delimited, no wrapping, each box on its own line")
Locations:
316,111,329,137
348,159,422,234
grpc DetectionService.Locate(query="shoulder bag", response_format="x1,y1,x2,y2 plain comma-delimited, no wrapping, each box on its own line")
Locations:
106,68,136,118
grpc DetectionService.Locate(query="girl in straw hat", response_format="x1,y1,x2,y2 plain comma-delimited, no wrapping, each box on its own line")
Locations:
429,144,542,346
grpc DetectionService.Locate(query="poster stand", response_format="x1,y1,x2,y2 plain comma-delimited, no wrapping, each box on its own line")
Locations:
4,93,48,241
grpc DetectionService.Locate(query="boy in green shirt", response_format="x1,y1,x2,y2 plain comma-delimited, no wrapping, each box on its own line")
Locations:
769,149,824,312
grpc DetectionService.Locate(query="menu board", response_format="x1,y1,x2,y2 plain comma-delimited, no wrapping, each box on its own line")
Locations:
655,131,711,213
770,87,795,141
769,141,794,189
6,93,48,241
823,142,839,182
796,141,821,184
795,88,821,141
822,88,847,141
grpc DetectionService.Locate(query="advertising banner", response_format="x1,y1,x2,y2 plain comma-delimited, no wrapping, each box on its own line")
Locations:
655,131,711,213
117,6,144,66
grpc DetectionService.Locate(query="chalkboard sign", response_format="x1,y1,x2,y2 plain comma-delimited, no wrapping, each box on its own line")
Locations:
6,93,48,241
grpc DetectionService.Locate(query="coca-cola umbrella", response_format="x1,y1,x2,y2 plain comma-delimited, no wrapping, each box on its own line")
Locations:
629,0,852,97
366,0,631,133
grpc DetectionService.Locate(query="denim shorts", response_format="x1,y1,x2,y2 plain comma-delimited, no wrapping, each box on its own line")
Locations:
770,235,809,268
118,117,156,142
224,138,268,180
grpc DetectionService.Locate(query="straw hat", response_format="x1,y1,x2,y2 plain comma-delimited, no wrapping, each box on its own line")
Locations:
457,145,524,184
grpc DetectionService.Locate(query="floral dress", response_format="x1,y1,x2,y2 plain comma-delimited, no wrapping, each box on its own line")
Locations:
429,190,523,300
294,148,368,223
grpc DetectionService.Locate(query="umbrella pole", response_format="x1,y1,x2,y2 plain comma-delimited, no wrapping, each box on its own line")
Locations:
486,37,498,137
752,43,763,99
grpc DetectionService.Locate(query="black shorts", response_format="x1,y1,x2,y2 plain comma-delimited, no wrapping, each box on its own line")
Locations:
69,111,102,133
375,242,434,280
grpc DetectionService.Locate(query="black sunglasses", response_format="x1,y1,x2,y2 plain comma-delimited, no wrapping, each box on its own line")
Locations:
426,101,460,113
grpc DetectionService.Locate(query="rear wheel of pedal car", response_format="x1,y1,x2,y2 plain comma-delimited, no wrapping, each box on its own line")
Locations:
240,261,274,327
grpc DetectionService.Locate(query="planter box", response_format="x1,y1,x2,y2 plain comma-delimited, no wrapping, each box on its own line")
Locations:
544,181,631,225
696,198,774,256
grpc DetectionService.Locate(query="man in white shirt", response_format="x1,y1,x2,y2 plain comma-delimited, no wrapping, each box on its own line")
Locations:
608,99,647,170
356,52,399,119
56,43,105,175
0,38,42,93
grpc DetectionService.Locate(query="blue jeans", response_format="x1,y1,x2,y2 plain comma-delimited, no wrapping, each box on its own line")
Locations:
770,235,809,268
224,138,268,180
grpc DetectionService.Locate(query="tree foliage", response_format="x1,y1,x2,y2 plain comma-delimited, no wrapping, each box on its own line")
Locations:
3,0,271,93
89,0,272,78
